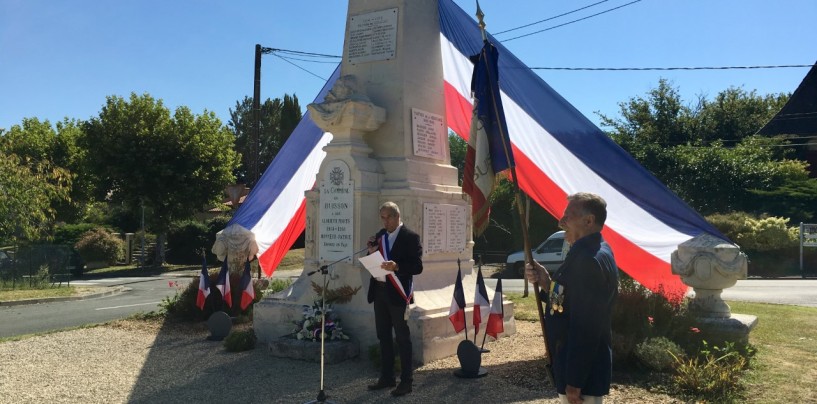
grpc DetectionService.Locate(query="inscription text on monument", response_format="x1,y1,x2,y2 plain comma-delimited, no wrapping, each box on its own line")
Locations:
319,161,354,263
347,8,398,64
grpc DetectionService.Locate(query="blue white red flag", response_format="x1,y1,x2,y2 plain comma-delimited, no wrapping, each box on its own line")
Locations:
448,269,467,333
462,40,514,236
473,268,490,334
239,259,255,310
196,255,210,310
485,278,504,339
228,0,726,302
215,258,232,308
224,67,339,277
439,0,724,301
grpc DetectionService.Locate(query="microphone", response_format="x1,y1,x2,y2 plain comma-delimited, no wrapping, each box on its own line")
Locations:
307,246,372,276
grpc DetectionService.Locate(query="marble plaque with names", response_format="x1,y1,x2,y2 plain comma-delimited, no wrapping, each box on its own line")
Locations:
319,160,354,263
347,8,398,64
423,203,467,254
411,108,446,160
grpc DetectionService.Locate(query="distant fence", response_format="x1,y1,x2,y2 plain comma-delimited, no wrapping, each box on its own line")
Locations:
0,244,83,287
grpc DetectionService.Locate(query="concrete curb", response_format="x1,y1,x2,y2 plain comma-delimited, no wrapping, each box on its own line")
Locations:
0,285,128,307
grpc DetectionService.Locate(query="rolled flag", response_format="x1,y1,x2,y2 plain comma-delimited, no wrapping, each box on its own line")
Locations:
239,259,255,310
485,278,505,339
196,255,211,310
448,268,467,333
473,268,490,334
215,257,232,308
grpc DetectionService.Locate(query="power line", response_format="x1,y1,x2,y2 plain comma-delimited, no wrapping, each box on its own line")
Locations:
270,48,341,59
530,64,815,71
270,53,330,81
493,0,611,35
503,0,643,42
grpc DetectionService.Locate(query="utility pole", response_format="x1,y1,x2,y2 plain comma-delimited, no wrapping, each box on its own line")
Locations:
253,44,274,186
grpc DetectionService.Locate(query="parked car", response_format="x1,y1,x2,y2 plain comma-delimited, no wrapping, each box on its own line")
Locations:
505,231,567,276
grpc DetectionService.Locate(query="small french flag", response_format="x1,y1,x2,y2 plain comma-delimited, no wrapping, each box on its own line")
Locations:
239,259,255,310
215,257,232,308
196,255,210,310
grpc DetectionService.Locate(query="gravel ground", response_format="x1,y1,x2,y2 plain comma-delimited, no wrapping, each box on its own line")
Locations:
0,319,681,404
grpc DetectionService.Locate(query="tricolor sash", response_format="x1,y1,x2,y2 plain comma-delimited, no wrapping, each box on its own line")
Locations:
379,233,413,306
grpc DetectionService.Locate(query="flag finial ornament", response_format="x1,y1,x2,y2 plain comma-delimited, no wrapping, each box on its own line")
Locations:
475,1,486,41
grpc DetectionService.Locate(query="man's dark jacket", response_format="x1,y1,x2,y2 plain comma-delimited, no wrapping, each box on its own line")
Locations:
367,226,423,306
540,232,618,396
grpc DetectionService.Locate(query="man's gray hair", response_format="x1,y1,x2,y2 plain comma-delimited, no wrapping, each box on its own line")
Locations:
567,192,607,226
380,201,401,218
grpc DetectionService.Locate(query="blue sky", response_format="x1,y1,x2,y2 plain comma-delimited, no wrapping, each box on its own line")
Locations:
2,0,816,132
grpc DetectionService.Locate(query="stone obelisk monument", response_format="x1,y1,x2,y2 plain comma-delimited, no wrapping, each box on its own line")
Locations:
254,0,515,365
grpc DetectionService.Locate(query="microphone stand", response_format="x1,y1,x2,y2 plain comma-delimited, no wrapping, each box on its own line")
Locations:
304,246,369,404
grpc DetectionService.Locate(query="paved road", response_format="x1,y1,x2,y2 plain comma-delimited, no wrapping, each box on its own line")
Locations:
0,275,192,338
485,278,817,308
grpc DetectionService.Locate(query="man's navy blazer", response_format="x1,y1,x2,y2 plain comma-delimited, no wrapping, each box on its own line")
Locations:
366,225,423,306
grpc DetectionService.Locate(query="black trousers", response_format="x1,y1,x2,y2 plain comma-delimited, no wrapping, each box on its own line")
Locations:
372,281,412,382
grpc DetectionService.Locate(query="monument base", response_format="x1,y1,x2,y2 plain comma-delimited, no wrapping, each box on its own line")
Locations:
254,294,516,365
267,338,360,364
692,313,758,346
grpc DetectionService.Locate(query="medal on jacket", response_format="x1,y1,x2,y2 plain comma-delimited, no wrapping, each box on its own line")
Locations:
549,281,564,315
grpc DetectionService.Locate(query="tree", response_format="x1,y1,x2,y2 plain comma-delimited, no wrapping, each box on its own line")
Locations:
0,118,88,226
228,94,302,186
0,153,70,243
600,80,817,221
81,93,240,263
448,132,466,184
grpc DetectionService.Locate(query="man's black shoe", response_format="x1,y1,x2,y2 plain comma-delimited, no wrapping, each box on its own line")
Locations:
367,379,396,390
390,382,412,397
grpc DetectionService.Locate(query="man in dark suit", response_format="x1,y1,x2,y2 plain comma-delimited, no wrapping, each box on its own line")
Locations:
526,193,619,404
366,201,423,397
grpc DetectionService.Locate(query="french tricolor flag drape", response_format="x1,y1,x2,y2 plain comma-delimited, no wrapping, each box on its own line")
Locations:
226,0,724,301
440,0,723,301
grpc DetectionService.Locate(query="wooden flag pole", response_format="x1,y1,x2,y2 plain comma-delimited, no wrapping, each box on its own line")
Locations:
475,1,555,388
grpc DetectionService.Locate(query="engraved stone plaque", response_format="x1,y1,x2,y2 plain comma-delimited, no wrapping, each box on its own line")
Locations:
423,203,467,254
347,8,398,64
319,160,354,263
412,108,446,160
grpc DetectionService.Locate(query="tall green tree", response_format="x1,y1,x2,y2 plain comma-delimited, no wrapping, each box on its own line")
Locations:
0,153,70,243
0,118,91,224
81,93,240,263
601,80,817,221
228,94,302,185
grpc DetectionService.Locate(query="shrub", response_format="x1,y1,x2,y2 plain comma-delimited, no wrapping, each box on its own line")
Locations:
166,220,209,264
611,272,688,366
53,223,97,245
74,228,124,264
635,337,685,372
224,328,256,352
670,340,749,401
706,212,798,251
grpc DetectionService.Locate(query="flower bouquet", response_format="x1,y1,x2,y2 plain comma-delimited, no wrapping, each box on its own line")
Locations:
292,299,350,342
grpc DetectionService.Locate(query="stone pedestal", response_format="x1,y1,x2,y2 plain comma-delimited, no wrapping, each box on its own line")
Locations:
671,233,757,343
253,0,515,366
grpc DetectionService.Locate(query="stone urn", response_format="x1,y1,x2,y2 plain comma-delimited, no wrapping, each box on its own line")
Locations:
671,234,748,318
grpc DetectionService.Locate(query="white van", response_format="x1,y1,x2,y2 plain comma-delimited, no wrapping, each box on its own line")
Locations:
505,231,567,276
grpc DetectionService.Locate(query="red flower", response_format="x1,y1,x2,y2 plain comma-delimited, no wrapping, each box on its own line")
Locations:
647,316,654,324
690,327,700,333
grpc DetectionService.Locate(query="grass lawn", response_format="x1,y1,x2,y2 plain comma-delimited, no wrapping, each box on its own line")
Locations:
0,286,79,301
507,293,817,402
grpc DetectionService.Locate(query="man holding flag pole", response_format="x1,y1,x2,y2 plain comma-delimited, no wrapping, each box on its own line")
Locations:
462,1,555,388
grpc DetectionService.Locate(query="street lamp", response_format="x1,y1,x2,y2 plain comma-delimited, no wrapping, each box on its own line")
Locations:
252,44,274,187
